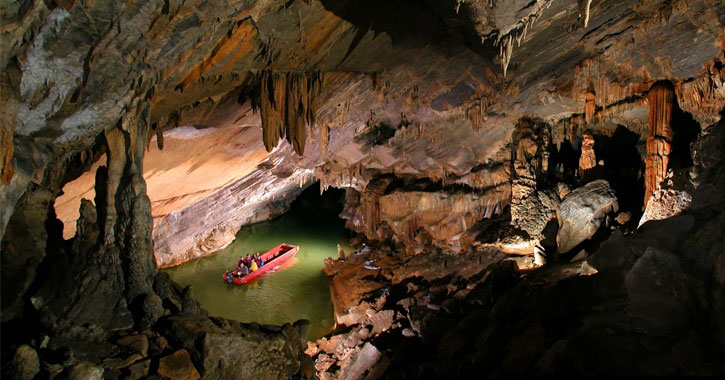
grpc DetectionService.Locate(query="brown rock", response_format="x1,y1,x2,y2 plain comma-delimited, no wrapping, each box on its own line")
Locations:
124,359,151,380
65,362,104,380
117,334,149,357
338,342,381,380
639,189,692,227
103,354,144,371
157,349,200,380
578,132,597,183
12,345,39,380
644,81,675,207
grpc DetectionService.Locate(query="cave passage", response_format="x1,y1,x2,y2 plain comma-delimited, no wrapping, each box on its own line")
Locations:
163,185,352,340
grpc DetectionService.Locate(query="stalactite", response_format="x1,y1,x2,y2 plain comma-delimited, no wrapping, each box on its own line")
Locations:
578,0,593,28
155,124,164,150
466,101,484,131
493,1,553,76
644,81,674,207
258,71,323,155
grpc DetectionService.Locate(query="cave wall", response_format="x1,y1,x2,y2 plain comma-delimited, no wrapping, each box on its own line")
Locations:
1,0,724,377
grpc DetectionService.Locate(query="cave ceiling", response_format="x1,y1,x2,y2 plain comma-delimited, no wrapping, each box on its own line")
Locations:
1,0,724,238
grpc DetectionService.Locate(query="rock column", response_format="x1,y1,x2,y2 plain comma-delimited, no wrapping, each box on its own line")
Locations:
645,81,674,207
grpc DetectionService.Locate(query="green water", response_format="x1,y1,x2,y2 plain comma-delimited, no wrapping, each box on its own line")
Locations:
163,187,351,341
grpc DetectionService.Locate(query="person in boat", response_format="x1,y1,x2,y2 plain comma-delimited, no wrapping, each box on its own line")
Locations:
243,254,252,267
238,264,249,277
250,259,258,271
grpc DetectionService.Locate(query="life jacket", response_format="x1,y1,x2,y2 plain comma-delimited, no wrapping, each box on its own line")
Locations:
250,261,258,271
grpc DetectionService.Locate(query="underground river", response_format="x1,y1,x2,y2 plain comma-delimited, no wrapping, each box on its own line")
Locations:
164,186,352,340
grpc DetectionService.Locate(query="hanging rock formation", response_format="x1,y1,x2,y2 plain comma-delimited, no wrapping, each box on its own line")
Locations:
259,71,323,155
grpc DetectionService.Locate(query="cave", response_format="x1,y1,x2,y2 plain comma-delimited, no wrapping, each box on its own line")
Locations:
1,0,725,379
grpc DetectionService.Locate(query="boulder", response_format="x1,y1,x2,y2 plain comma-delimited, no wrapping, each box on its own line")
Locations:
12,345,40,380
625,247,705,328
157,349,200,380
117,334,149,357
63,362,104,380
556,180,618,253
639,188,692,227
157,315,308,379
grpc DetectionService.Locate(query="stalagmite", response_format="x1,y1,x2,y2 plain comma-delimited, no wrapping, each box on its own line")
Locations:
578,131,596,183
644,81,674,207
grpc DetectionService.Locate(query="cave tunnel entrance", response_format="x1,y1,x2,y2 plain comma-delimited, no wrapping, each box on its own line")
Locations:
163,183,353,341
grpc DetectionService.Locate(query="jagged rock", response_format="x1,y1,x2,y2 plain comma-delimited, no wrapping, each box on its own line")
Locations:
138,294,165,330
639,188,692,227
157,349,200,380
157,315,308,379
556,180,618,254
338,342,381,380
12,345,40,380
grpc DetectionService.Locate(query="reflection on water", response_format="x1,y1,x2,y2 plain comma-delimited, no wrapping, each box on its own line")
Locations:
163,187,351,341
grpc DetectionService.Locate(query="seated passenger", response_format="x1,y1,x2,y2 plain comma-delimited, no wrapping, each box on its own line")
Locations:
239,265,249,276
259,257,264,267
250,260,258,271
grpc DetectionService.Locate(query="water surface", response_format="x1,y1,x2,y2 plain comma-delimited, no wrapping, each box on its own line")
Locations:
164,187,351,340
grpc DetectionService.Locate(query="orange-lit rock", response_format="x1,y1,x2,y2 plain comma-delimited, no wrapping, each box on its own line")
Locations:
645,81,675,207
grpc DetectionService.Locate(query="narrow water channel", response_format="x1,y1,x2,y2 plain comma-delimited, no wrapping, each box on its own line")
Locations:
164,186,352,341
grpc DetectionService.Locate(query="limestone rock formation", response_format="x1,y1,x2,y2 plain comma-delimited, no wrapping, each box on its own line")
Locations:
578,131,597,183
644,81,675,206
556,180,618,253
2,0,725,378
158,315,310,380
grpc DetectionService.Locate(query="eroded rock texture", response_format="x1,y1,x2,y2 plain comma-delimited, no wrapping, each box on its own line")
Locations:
1,0,725,378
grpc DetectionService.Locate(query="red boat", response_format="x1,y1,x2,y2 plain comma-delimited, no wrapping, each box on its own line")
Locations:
222,244,299,284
